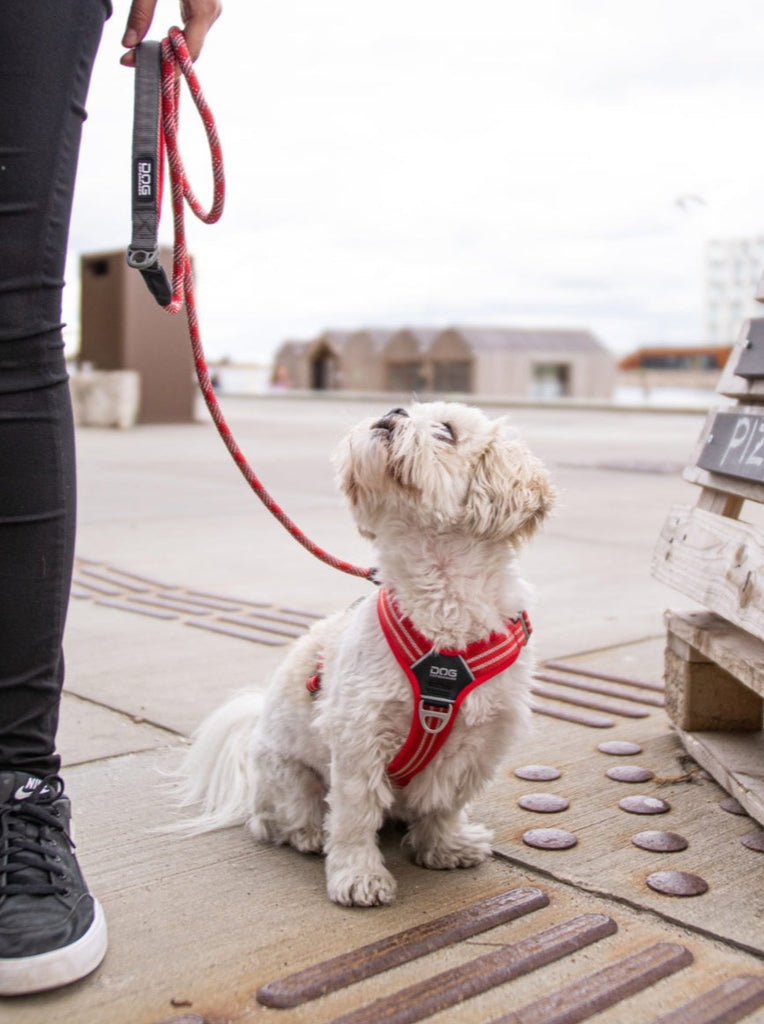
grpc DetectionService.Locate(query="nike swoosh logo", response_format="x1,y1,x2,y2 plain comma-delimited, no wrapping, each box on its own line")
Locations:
14,781,42,801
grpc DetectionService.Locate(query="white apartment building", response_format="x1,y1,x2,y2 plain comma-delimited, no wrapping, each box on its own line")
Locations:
705,236,764,344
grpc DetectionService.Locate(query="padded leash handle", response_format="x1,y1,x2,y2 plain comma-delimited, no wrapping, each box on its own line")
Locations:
127,40,172,306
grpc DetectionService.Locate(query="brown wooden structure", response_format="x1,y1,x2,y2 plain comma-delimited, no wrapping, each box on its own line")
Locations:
79,248,195,423
653,316,764,825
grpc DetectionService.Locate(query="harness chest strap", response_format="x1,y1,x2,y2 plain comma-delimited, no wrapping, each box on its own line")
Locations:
377,588,531,787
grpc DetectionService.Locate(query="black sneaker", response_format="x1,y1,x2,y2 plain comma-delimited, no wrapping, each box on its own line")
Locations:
0,772,107,995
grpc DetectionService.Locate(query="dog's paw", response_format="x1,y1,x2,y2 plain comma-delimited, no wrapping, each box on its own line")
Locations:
327,867,397,907
410,822,494,870
289,825,325,855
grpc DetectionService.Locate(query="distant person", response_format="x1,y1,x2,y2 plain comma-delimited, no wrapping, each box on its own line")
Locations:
0,0,220,996
270,363,292,390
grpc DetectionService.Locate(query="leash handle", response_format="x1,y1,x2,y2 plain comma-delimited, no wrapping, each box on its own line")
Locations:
127,40,172,305
126,29,375,584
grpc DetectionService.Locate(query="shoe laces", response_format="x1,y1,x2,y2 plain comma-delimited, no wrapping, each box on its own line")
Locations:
0,779,73,898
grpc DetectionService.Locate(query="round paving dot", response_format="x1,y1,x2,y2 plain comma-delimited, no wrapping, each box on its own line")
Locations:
514,764,562,782
631,830,688,853
597,741,643,756
619,795,670,815
646,871,708,897
518,793,570,813
522,828,578,850
719,797,748,816
741,831,764,852
606,765,655,784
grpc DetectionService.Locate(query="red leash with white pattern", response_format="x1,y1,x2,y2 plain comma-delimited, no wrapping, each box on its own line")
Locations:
128,28,375,583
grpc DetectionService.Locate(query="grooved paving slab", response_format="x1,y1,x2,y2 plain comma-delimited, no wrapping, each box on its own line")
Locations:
257,887,550,1007
9,743,760,1024
323,915,618,1024
651,975,764,1024
72,557,322,647
491,941,693,1024
71,560,674,736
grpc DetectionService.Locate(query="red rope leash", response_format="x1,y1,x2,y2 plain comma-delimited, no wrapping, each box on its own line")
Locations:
156,28,374,582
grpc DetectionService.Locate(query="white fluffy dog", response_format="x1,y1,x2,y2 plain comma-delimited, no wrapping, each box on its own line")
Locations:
173,401,554,906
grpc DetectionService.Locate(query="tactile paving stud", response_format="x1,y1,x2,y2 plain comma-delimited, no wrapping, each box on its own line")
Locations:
532,702,614,729
544,660,665,692
489,941,693,1024
631,830,688,853
156,1016,206,1024
523,828,578,850
514,764,562,781
518,793,570,813
256,887,549,1007
741,830,764,852
646,871,708,897
598,740,643,756
619,795,670,815
606,765,654,783
651,974,764,1024
323,914,617,1024
719,796,748,816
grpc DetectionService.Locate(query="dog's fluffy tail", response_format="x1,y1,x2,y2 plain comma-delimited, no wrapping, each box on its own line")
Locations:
168,690,263,834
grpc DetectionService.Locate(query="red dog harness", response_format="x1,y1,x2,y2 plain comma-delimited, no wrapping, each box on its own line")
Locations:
307,590,531,788
377,588,531,786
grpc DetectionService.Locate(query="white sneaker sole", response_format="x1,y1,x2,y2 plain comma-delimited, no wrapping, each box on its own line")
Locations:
0,898,108,996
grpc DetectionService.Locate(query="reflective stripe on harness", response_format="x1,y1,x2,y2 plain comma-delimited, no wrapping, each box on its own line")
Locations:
378,588,531,788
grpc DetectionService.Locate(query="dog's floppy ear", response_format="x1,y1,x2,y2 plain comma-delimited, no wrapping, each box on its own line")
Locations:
331,434,380,539
461,427,555,544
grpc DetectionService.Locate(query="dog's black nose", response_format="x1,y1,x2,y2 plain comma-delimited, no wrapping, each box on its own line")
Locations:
372,407,409,433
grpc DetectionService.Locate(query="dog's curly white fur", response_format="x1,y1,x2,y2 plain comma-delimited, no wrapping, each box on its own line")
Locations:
172,401,554,907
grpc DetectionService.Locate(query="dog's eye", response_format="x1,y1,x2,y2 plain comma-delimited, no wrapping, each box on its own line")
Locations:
435,422,456,444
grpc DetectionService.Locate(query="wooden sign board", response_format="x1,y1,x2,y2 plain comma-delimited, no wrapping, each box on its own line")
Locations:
718,319,764,400
653,503,764,644
732,319,764,378
696,409,764,484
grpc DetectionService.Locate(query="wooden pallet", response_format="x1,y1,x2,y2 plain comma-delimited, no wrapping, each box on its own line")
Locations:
652,316,764,825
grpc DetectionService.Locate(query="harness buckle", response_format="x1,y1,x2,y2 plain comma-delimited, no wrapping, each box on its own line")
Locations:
514,611,531,644
418,699,454,735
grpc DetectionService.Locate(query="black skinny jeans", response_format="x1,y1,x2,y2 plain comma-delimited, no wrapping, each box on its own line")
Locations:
0,0,111,775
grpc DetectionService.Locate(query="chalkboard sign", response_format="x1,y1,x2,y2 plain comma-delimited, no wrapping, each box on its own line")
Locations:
733,319,764,379
697,410,764,483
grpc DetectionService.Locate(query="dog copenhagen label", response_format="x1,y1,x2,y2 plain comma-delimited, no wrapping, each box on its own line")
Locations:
411,651,475,703
134,155,157,206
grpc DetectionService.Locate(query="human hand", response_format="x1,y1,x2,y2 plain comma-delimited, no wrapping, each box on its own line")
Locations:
121,0,222,66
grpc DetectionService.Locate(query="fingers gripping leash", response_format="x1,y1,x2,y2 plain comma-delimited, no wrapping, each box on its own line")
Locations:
127,29,375,583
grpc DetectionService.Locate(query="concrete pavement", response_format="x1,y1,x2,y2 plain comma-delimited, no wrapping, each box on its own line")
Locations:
10,394,764,1024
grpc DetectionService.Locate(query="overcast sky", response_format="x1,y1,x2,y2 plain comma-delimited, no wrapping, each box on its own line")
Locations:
64,0,764,365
